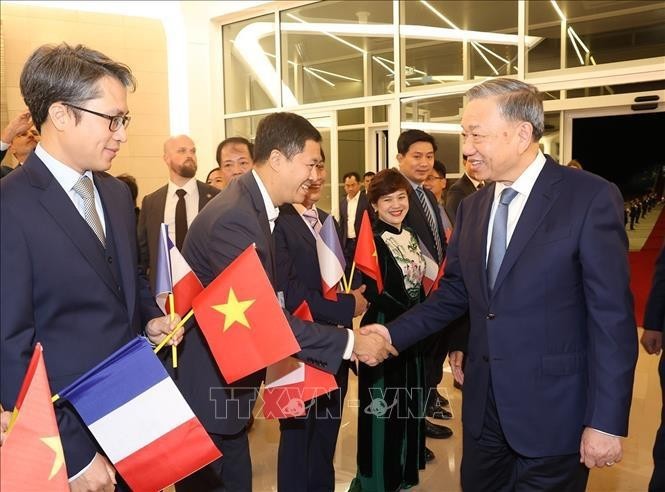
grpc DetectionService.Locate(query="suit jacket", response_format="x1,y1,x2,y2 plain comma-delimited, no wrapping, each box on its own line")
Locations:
137,180,218,289
644,245,665,333
339,190,369,249
1,153,161,476
274,204,355,327
404,183,446,265
177,172,349,435
388,157,637,457
445,173,479,226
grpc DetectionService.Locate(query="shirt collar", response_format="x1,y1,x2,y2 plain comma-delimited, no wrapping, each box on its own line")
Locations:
167,177,197,197
35,144,94,192
404,175,424,191
493,151,546,201
252,169,280,224
465,173,483,189
292,203,317,216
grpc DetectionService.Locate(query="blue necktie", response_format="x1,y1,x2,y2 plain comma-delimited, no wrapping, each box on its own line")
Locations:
487,187,519,291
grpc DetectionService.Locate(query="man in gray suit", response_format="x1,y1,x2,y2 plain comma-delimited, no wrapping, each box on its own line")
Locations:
174,112,396,491
137,134,218,288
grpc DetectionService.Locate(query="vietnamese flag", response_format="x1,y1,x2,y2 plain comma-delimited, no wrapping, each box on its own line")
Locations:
192,244,301,384
1,344,68,491
353,210,384,293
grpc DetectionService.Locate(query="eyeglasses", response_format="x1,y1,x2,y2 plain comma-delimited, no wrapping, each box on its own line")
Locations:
64,103,131,132
425,175,444,182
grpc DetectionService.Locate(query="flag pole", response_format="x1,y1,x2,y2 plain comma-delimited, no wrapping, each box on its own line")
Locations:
154,309,194,354
168,294,178,368
345,262,356,293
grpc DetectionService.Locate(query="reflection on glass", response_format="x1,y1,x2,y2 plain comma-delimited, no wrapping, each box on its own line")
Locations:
338,129,366,201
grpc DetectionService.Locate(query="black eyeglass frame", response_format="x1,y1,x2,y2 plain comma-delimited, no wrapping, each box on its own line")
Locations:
64,103,131,131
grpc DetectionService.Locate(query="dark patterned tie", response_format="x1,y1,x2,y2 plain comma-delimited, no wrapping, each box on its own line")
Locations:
175,189,187,250
477,182,485,189
73,175,105,247
416,186,443,262
487,187,519,291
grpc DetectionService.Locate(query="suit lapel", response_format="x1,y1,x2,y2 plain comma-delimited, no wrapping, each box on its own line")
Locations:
242,173,276,282
470,185,495,305
287,206,317,248
197,181,215,211
491,160,562,295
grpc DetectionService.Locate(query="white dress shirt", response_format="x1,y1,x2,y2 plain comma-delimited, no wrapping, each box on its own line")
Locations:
345,192,359,239
164,178,199,245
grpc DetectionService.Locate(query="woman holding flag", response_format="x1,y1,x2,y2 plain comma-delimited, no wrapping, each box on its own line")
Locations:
350,168,428,492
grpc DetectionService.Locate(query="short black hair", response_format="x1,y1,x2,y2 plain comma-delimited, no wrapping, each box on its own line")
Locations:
216,136,254,165
367,168,410,204
363,171,376,179
253,112,321,164
343,172,360,182
206,167,221,182
397,129,437,155
433,160,447,178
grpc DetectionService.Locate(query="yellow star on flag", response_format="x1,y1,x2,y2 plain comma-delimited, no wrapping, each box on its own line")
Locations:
40,436,65,480
212,288,256,331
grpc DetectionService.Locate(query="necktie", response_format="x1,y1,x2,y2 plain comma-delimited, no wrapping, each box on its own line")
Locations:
175,189,187,250
487,187,519,291
303,208,322,234
416,186,443,262
477,182,485,189
73,175,105,247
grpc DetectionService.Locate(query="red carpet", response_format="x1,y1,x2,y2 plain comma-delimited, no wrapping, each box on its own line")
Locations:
629,205,665,326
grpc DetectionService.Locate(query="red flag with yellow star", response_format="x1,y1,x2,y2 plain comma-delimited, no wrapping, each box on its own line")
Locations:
192,244,301,383
1,344,68,491
353,210,384,293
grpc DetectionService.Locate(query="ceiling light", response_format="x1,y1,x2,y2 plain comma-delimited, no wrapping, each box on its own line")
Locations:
286,13,367,54
304,68,335,87
550,0,566,22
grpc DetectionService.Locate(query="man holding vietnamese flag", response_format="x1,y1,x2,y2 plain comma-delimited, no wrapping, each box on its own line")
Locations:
273,150,368,491
175,112,396,491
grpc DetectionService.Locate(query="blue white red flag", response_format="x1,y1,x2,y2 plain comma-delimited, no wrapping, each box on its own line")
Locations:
57,338,221,491
315,215,346,301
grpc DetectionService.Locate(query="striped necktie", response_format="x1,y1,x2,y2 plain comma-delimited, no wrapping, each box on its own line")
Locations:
303,208,322,234
73,175,106,248
416,186,443,262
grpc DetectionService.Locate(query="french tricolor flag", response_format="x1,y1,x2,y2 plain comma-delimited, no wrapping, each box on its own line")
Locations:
315,215,346,301
155,223,203,317
57,338,221,491
419,237,444,295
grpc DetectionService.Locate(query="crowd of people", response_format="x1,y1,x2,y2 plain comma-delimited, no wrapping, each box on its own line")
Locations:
1,42,663,492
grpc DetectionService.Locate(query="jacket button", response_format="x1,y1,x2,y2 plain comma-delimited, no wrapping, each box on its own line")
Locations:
486,313,495,320
482,355,489,362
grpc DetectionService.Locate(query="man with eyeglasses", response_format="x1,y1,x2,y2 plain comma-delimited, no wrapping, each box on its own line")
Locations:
1,43,179,492
138,134,219,289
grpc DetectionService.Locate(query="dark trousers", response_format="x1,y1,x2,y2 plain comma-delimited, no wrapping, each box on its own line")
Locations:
649,352,665,492
461,385,589,492
278,382,347,491
423,332,449,404
175,429,252,492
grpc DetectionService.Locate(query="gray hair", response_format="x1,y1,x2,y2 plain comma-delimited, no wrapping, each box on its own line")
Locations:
20,43,136,132
466,78,544,141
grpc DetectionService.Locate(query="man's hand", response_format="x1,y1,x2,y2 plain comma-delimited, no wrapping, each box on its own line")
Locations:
351,284,368,317
0,410,11,446
145,314,183,346
579,427,622,469
70,453,116,492
1,110,32,144
449,351,464,385
354,324,398,366
640,329,662,355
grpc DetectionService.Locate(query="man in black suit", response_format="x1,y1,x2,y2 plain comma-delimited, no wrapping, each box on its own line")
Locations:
642,245,665,492
0,43,177,491
175,112,395,491
0,109,38,177
137,134,218,288
215,136,254,189
396,129,463,441
445,154,485,225
339,171,369,265
274,151,368,491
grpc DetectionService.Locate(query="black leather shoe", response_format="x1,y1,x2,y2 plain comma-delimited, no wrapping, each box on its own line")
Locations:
425,446,435,463
426,404,452,420
425,420,453,439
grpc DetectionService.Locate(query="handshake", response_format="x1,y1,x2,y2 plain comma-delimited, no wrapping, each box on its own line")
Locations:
352,324,397,366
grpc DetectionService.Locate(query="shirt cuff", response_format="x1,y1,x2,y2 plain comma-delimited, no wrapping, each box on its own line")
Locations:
0,141,9,151
342,330,354,360
590,427,621,438
68,455,95,482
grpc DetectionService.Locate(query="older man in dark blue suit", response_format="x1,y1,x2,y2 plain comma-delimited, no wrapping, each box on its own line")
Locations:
1,44,177,491
362,78,637,491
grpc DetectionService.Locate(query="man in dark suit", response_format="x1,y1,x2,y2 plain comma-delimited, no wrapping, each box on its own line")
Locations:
274,152,368,491
174,112,395,492
0,109,38,177
641,245,665,492
137,134,218,289
215,136,254,189
339,171,369,265
364,78,637,491
445,154,485,225
0,43,178,492
396,129,461,441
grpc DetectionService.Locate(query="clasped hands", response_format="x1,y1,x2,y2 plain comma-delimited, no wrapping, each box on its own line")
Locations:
352,324,398,366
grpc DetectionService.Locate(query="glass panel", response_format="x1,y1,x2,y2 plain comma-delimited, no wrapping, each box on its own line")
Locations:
338,108,364,126
567,80,665,98
541,111,561,163
372,105,387,124
280,1,393,106
224,115,265,143
338,129,366,199
402,0,519,90
223,14,278,114
529,1,665,73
